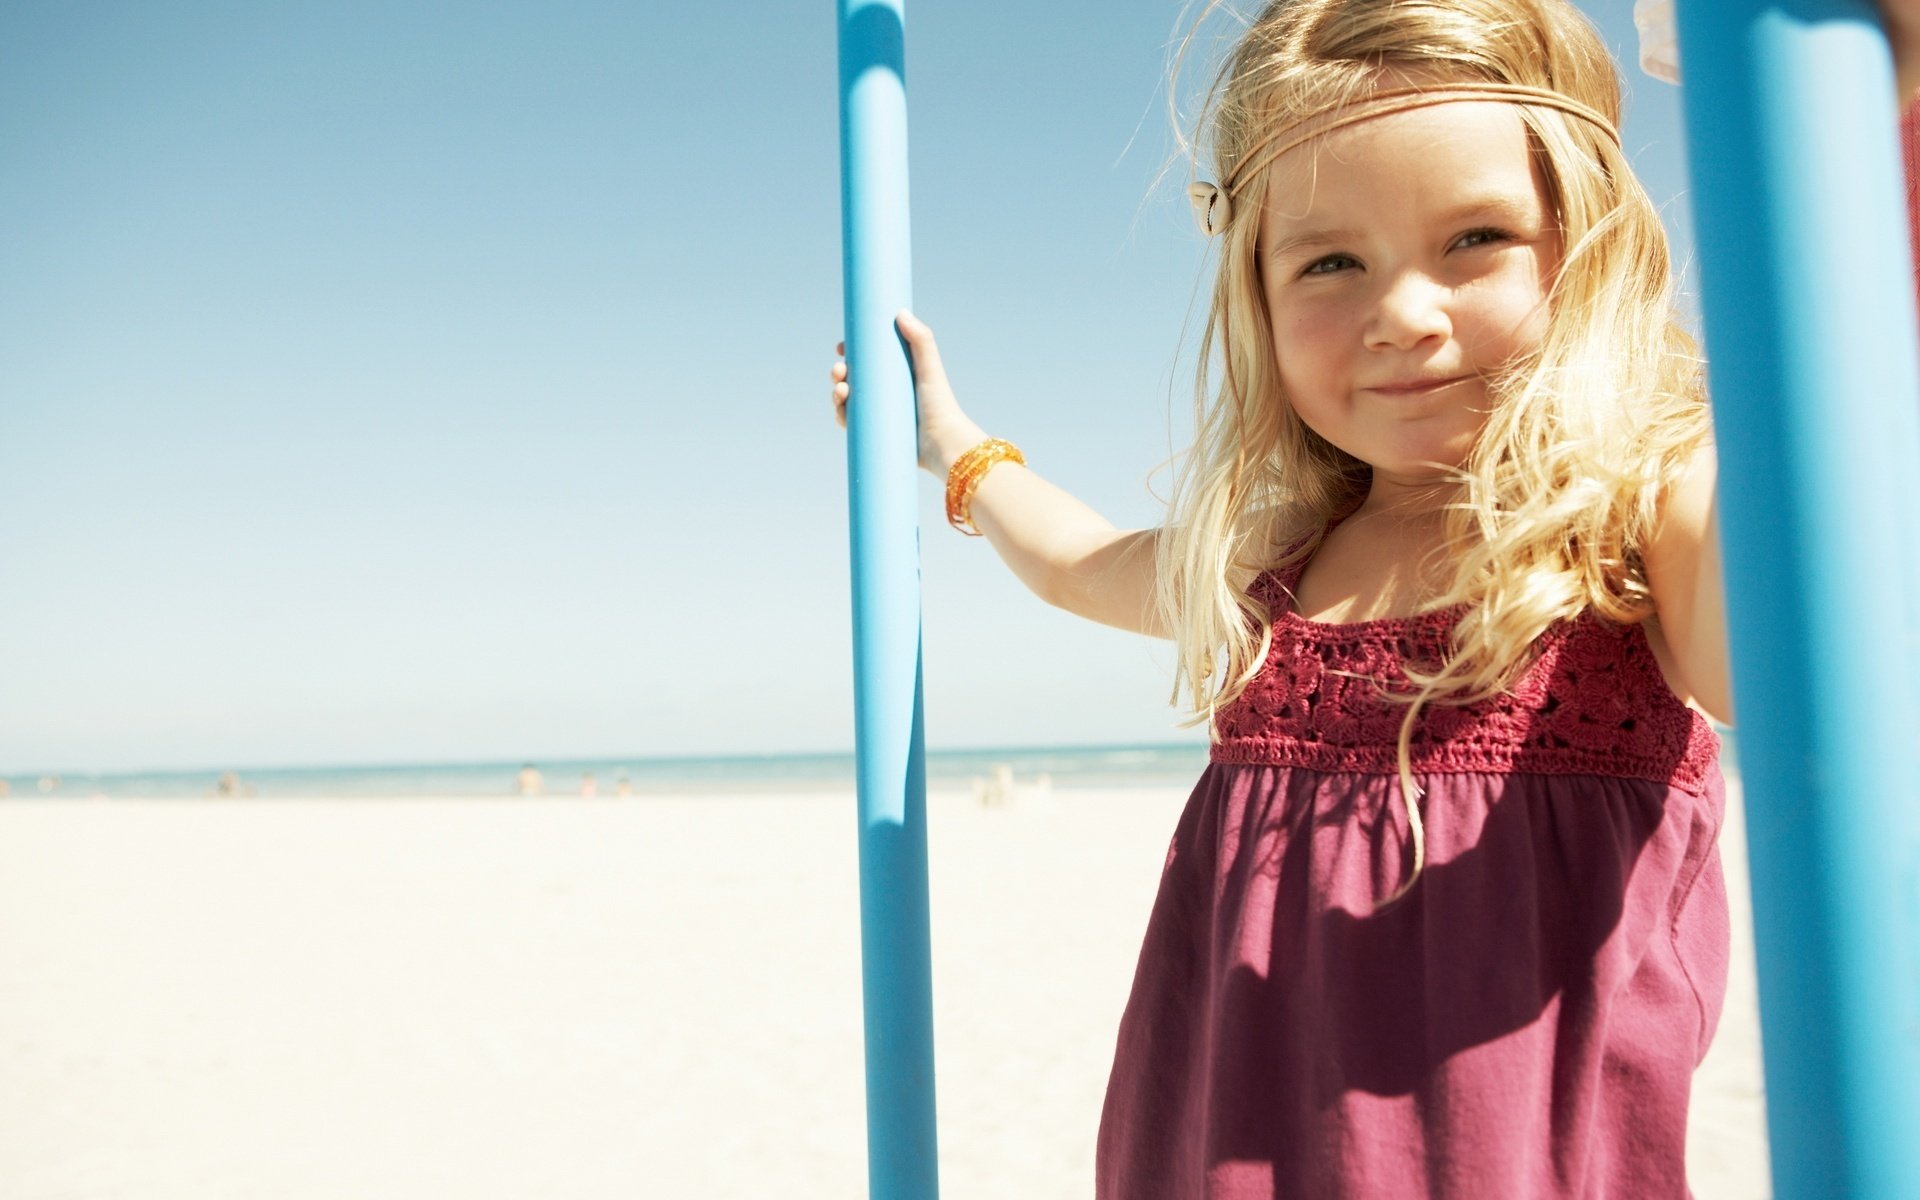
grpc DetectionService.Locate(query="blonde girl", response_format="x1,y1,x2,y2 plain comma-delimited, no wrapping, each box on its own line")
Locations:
829,0,1916,1193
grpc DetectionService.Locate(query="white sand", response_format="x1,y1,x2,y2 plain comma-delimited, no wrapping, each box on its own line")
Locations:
0,783,1767,1198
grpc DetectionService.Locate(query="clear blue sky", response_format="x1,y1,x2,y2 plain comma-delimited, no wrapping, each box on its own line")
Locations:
0,1,1691,774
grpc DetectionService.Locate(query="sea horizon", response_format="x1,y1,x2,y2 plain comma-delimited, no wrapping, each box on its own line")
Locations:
2,725,1739,802
0,740,1219,801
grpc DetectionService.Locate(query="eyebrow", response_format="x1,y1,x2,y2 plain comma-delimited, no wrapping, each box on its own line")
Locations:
1264,227,1361,263
1263,195,1539,263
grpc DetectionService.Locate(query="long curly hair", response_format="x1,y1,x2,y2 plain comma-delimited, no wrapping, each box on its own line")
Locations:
1155,0,1711,901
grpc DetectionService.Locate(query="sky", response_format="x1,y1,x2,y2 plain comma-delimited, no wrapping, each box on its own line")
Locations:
0,1,1694,775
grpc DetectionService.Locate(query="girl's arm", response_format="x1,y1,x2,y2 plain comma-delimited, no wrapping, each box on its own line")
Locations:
831,313,1166,638
1642,444,1734,725
1886,0,1920,107
1891,7,1920,312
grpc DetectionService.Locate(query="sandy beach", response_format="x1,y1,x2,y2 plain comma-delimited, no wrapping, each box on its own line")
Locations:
0,781,1768,1198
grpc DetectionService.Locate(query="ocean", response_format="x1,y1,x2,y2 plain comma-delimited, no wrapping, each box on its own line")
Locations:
4,726,1737,802
0,743,1217,801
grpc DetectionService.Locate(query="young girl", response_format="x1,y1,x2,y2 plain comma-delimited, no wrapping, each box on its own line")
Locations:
831,0,1915,1194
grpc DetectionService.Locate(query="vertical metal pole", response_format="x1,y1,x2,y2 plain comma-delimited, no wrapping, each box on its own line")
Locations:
835,2,941,1198
1673,3,1920,1196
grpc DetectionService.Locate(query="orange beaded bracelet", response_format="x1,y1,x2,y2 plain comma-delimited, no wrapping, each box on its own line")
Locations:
944,438,1026,536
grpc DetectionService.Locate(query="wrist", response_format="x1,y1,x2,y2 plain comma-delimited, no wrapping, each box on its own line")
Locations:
943,438,1027,536
928,421,992,476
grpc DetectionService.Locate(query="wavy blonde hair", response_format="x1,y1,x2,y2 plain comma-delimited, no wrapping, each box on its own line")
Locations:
1156,0,1711,901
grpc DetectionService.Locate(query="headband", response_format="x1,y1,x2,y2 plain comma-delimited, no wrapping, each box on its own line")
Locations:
1186,82,1622,236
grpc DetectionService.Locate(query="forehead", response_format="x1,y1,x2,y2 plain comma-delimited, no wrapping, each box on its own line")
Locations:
1258,101,1544,232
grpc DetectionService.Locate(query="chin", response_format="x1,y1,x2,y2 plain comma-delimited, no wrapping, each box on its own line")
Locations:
1374,450,1473,479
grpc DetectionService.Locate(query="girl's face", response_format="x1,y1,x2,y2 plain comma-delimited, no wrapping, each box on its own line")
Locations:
1257,100,1562,498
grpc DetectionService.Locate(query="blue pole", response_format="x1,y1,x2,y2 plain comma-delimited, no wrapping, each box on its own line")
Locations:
835,3,940,1198
1673,4,1920,1196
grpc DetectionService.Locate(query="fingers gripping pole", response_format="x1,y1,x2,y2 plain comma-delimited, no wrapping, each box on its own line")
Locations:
1673,3,1920,1196
835,3,941,1198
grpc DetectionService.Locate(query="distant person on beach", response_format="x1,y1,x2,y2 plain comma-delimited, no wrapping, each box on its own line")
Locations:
830,2,1920,1192
615,774,632,799
516,764,543,798
580,772,598,798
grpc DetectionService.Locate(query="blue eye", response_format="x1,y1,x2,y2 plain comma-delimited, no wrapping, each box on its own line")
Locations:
1454,227,1513,251
1302,253,1359,277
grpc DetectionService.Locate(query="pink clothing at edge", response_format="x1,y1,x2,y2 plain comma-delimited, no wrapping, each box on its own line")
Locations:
1094,557,1730,1199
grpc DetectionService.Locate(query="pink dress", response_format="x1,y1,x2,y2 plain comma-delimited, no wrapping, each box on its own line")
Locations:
1095,556,1729,1198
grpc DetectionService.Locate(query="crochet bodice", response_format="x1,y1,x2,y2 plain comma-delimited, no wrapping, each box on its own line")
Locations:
1210,561,1721,793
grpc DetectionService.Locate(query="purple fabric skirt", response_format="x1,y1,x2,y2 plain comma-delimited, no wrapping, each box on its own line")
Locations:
1094,762,1730,1199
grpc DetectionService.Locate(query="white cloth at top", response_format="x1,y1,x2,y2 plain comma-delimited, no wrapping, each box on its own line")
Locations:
1635,0,1682,83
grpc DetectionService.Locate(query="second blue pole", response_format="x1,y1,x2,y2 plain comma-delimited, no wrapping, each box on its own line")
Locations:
1674,3,1920,1196
835,2,941,1198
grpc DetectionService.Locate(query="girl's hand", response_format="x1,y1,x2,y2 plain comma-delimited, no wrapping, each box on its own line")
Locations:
834,313,1162,637
830,311,988,477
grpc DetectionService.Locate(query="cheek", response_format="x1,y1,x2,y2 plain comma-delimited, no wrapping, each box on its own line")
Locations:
1268,299,1352,382
1461,270,1553,357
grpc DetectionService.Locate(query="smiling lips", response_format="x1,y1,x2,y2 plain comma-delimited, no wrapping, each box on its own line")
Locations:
1363,374,1473,396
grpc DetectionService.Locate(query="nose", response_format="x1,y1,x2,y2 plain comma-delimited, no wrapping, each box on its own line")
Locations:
1363,271,1451,351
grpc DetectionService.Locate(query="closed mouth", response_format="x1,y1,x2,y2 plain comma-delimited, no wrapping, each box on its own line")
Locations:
1364,375,1471,396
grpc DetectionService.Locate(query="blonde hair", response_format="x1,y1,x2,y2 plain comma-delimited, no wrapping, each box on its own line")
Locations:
1156,0,1711,901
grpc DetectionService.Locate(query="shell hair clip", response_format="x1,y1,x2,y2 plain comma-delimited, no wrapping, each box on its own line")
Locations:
1187,180,1230,237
